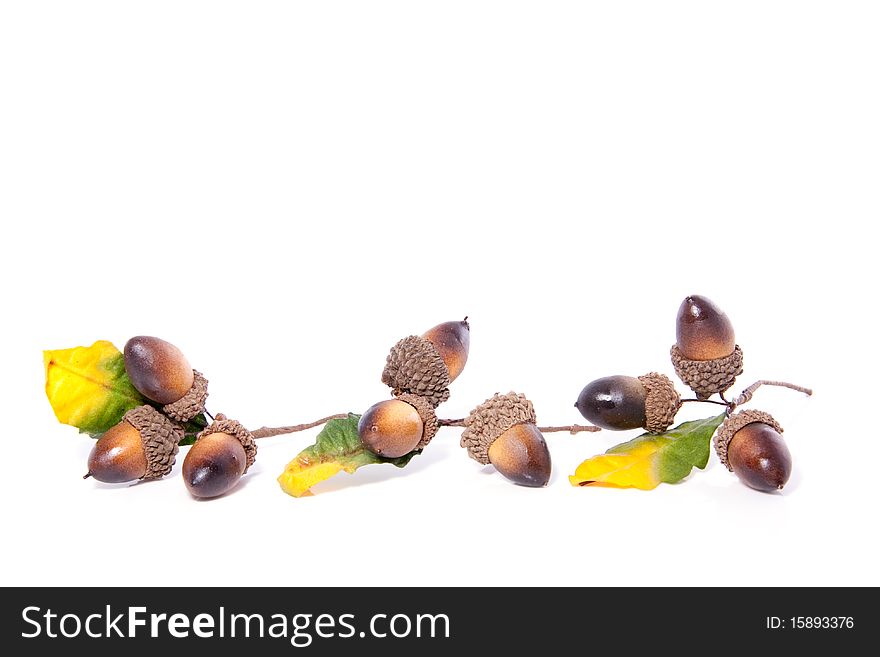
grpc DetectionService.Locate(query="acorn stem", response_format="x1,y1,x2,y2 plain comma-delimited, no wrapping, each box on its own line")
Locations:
681,398,731,408
734,380,813,407
250,414,351,439
538,424,602,435
438,418,600,435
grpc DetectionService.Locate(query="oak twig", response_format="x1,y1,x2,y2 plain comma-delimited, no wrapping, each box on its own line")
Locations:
537,424,601,435
251,414,351,439
681,398,731,408
734,380,813,407
251,415,601,439
439,418,599,435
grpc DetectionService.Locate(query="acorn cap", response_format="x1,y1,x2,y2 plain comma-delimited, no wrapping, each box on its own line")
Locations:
460,392,536,465
123,405,183,480
637,372,682,434
381,335,451,408
714,409,783,471
670,344,744,400
397,393,439,450
162,370,209,422
196,414,257,473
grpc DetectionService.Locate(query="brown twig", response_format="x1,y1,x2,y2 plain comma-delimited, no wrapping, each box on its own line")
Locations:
250,414,350,439
439,417,599,435
250,414,601,439
537,424,601,435
681,398,731,408
734,380,813,407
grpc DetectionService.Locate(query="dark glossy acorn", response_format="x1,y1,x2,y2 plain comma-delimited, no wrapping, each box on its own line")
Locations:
671,296,743,399
676,295,736,361
487,423,551,487
124,336,194,405
422,318,470,382
575,373,681,433
183,432,247,498
715,410,791,492
728,423,792,492
86,421,148,483
358,399,424,458
575,375,647,431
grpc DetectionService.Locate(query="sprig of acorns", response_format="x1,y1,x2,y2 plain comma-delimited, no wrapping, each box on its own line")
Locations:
574,295,812,492
80,296,810,497
82,319,601,498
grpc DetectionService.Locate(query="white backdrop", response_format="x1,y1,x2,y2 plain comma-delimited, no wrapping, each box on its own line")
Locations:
1,1,877,587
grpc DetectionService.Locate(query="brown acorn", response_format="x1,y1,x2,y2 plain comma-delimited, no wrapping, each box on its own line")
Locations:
124,336,208,421
487,423,551,487
86,422,147,483
676,295,735,360
358,394,438,458
460,392,551,487
575,373,681,433
183,414,256,499
422,318,470,382
714,410,791,492
381,318,470,408
670,295,744,399
124,336,194,404
85,405,182,483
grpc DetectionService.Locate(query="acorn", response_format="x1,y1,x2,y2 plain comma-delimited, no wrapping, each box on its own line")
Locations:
381,318,470,408
714,410,791,492
85,405,183,483
182,414,256,499
422,318,470,382
676,295,735,360
358,393,438,458
670,295,744,399
575,373,681,434
124,336,208,422
460,392,551,487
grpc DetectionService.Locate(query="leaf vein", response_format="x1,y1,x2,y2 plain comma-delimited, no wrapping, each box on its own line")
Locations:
49,359,143,404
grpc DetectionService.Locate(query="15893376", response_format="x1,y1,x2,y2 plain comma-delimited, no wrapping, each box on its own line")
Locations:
766,617,855,630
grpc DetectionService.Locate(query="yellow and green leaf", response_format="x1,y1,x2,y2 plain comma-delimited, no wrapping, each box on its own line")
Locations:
44,340,148,436
569,414,726,490
278,414,418,497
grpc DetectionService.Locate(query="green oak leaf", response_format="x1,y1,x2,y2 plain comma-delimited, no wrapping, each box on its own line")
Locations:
277,413,419,497
570,414,726,489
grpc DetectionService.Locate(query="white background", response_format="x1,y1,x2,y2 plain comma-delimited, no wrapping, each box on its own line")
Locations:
1,1,877,587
